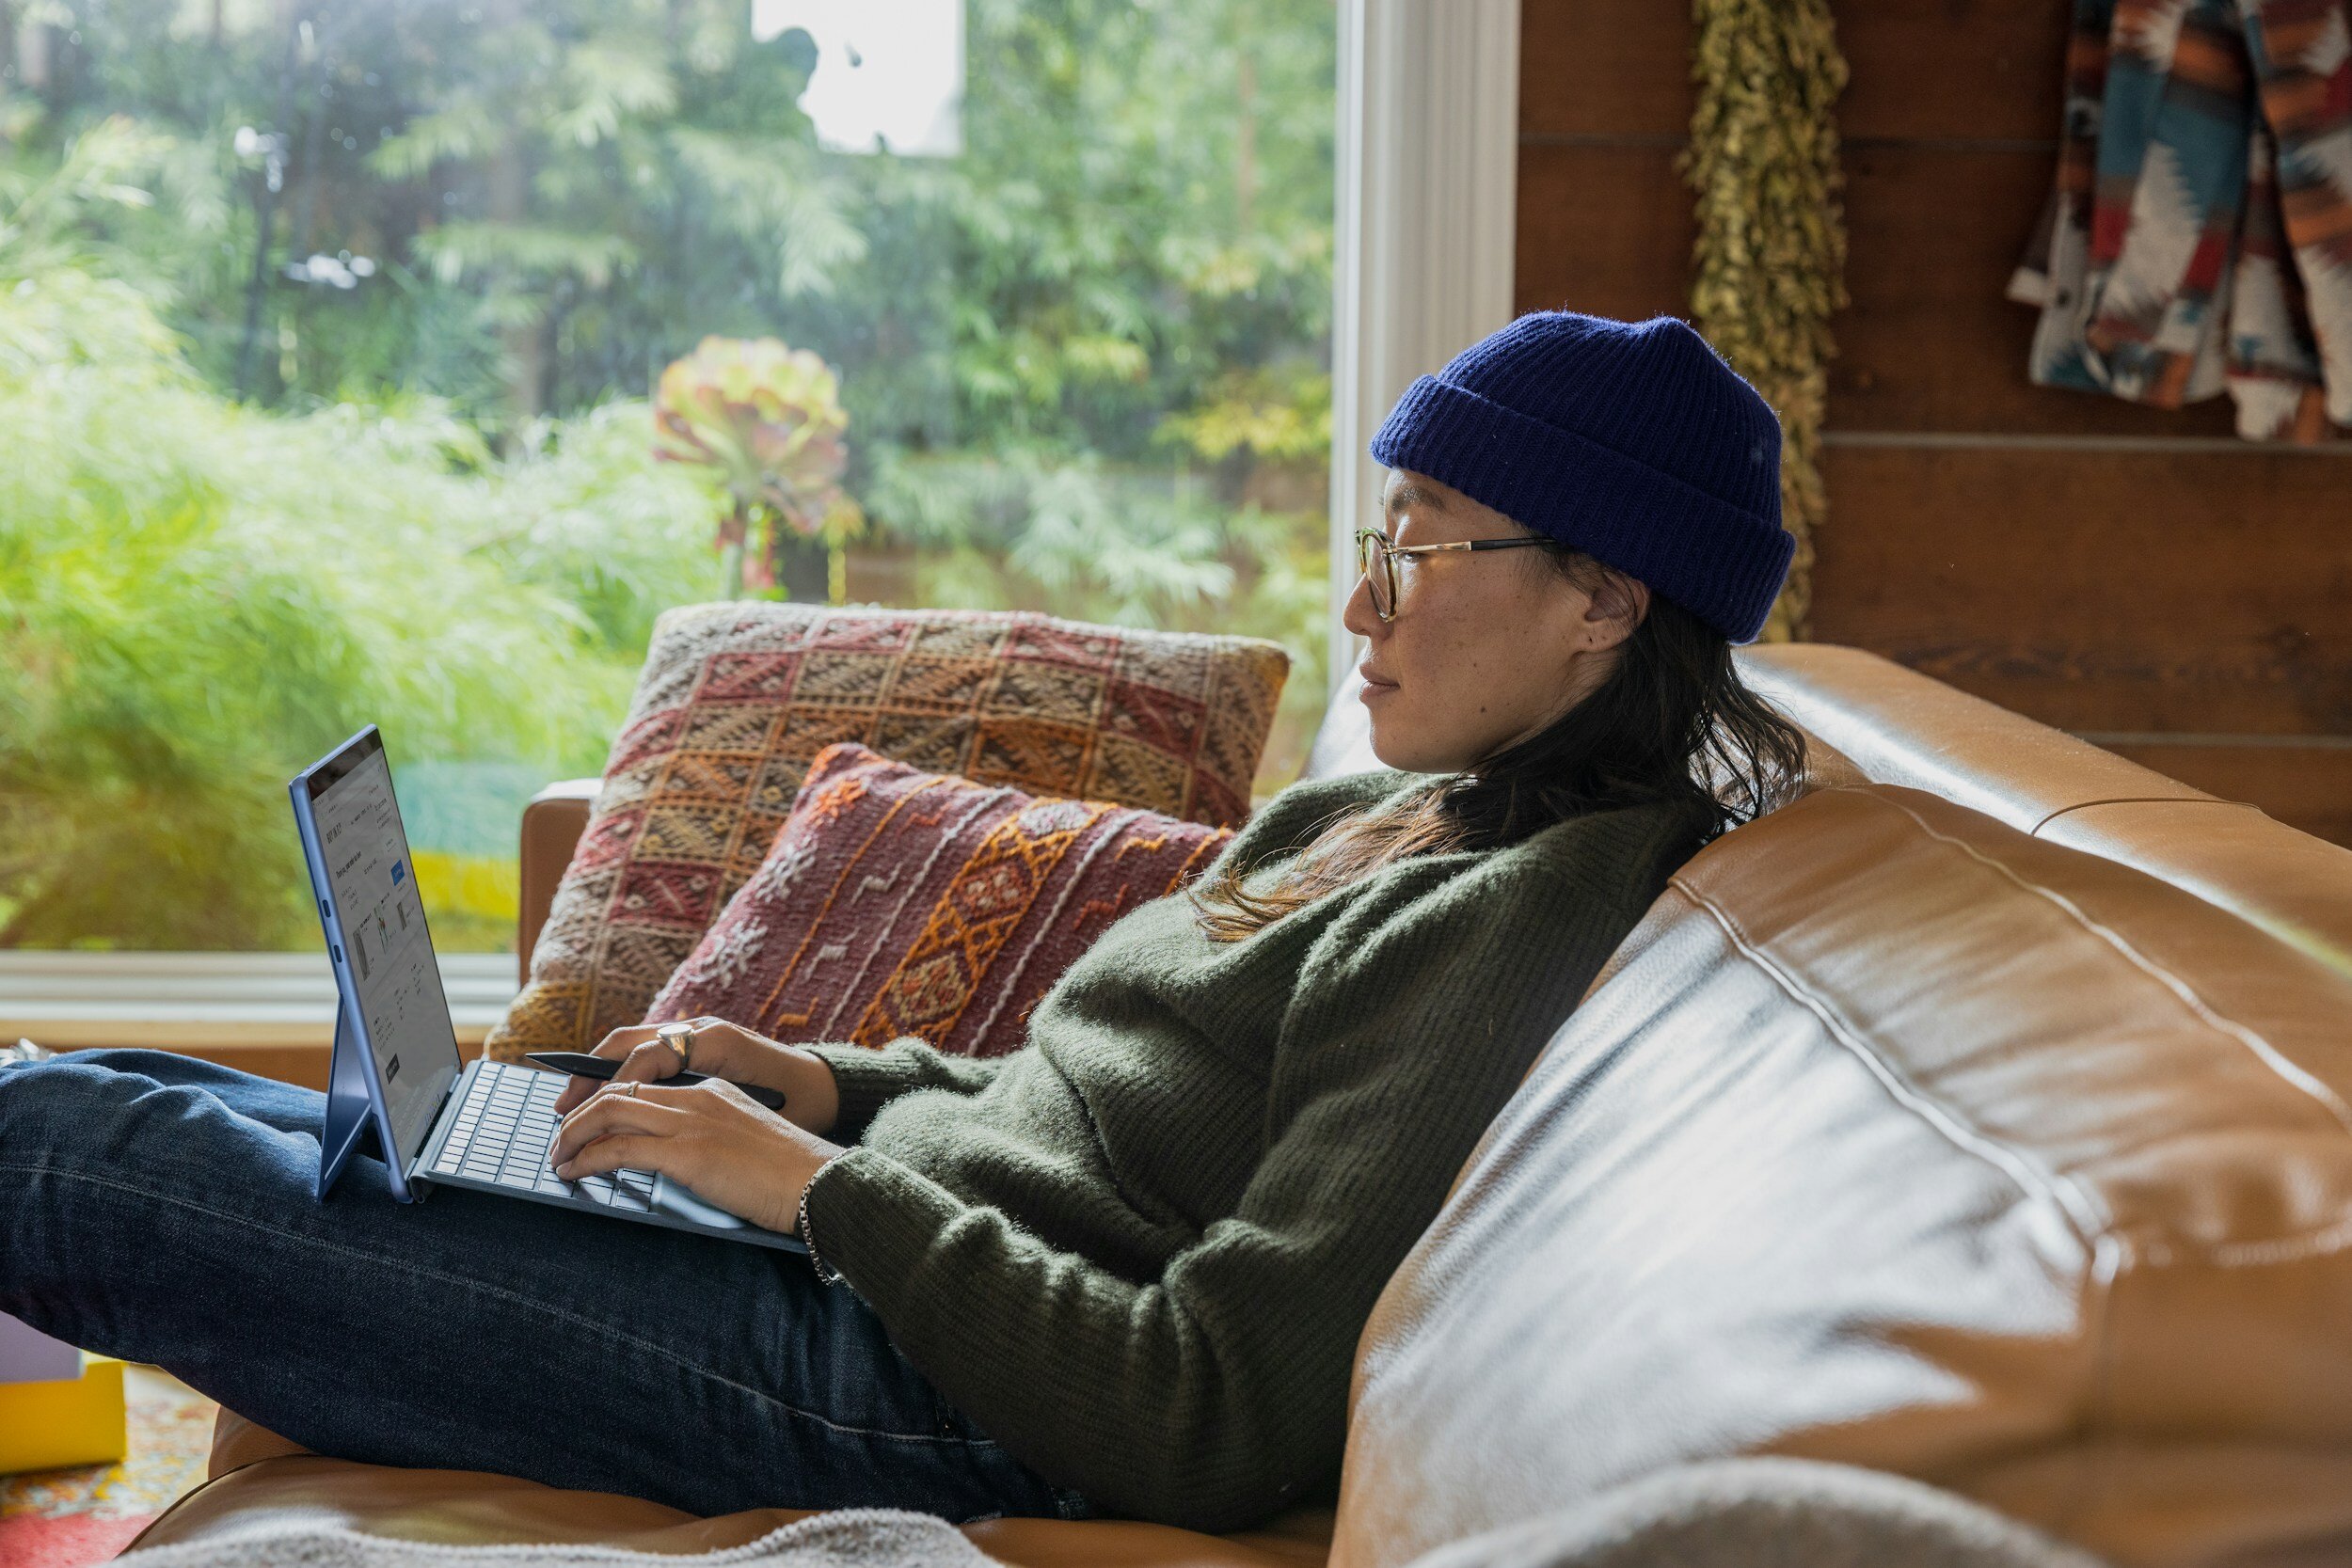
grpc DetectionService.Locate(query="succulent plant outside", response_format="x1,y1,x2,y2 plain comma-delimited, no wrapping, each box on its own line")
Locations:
652,335,866,600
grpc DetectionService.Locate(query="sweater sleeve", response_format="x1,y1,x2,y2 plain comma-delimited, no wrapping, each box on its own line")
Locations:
797,819,1661,1531
803,1038,1013,1142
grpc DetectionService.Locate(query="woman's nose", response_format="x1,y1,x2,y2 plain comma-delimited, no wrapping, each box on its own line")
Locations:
1341,567,1381,640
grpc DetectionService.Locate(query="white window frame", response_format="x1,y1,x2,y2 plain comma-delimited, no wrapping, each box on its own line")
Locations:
1328,0,1522,693
0,950,519,1056
5,5,1520,1033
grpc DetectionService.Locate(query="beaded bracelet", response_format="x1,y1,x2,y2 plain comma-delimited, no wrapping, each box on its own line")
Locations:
797,1157,845,1287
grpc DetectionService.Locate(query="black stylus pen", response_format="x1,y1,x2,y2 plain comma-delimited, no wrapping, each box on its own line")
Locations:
523,1051,788,1111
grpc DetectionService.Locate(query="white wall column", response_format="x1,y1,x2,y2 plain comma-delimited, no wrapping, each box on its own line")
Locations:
1328,0,1521,693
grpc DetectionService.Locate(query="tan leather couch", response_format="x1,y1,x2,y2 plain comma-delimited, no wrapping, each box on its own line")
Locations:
133,644,2352,1567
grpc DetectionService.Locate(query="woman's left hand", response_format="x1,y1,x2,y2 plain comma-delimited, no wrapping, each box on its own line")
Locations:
548,1078,843,1237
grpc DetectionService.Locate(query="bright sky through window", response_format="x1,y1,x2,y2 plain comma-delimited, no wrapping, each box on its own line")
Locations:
752,0,965,157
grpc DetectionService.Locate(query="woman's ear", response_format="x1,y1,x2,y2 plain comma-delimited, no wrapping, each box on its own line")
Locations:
1583,569,1650,651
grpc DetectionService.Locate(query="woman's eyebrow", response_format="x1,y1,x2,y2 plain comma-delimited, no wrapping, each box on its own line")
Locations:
1386,482,1451,516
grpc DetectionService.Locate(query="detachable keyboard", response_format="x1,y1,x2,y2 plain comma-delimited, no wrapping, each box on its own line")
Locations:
428,1058,655,1208
413,1058,807,1252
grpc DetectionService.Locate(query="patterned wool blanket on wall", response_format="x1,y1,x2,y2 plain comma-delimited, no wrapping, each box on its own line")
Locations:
2009,0,2352,441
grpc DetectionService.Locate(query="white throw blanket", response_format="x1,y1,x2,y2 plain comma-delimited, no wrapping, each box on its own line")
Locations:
119,1460,2109,1568
119,1511,1006,1568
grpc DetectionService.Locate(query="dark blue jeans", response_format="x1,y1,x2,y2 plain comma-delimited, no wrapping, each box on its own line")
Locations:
0,1050,1091,1524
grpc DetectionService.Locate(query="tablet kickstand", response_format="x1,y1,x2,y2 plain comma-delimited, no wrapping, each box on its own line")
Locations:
317,990,379,1200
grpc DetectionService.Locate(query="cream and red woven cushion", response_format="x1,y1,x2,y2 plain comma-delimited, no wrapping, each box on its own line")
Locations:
644,743,1232,1056
484,603,1286,1059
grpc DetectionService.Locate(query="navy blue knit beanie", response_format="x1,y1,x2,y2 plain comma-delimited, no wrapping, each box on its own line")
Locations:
1369,311,1795,643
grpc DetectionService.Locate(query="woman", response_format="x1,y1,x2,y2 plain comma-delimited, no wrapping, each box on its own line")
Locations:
0,311,1805,1535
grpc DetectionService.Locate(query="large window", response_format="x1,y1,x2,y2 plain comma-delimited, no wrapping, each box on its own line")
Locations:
0,0,1336,956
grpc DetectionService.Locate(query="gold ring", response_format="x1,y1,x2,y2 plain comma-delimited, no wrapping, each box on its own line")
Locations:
620,1080,640,1099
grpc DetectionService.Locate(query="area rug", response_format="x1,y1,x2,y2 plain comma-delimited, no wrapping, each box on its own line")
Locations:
0,1366,218,1567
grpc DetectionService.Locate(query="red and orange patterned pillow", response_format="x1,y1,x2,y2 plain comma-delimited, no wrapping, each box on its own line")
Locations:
644,743,1232,1056
485,603,1285,1060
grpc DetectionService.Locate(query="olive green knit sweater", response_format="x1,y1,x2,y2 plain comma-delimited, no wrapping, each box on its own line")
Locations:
803,768,1704,1533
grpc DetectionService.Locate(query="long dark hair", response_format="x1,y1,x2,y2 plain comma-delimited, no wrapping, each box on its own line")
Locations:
1190,545,1808,942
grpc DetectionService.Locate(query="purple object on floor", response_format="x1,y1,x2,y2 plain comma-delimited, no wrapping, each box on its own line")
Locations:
0,1310,79,1384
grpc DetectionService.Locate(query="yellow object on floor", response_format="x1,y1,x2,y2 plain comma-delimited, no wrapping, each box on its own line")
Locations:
0,1356,127,1475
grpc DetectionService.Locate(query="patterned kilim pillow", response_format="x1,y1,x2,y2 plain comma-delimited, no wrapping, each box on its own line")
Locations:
644,743,1233,1056
484,603,1286,1059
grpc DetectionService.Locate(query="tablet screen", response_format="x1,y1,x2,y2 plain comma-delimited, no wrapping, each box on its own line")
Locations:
305,733,460,1165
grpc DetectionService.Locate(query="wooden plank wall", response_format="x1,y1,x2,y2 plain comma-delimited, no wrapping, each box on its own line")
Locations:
1517,0,2352,846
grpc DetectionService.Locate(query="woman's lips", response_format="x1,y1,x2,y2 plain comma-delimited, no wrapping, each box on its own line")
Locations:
1358,667,1399,695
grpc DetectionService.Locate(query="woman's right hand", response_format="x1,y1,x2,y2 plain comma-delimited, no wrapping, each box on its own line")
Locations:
548,1016,841,1134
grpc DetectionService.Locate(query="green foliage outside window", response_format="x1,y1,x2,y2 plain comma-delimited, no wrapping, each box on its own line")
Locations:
0,0,1336,953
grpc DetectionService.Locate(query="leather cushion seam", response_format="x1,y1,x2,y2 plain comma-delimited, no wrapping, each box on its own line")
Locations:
1659,877,2124,1528
1692,788,2352,1268
1661,879,2114,1247
1867,791,2352,1147
2029,796,2254,836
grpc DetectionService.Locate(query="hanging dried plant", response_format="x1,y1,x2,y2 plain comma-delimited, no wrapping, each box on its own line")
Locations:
1680,0,1849,641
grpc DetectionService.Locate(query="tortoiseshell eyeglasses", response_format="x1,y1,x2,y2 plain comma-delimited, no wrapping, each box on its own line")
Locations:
1353,527,1554,622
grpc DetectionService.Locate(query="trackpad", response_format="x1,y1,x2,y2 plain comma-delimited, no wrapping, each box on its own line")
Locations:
652,1174,752,1230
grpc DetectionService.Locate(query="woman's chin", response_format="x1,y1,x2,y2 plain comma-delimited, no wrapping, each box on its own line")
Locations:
1361,698,1437,773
